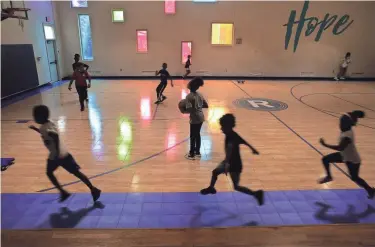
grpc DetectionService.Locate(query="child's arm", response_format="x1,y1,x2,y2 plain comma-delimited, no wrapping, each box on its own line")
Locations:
155,70,160,76
168,71,173,87
68,72,75,90
28,125,40,133
202,98,209,108
239,135,259,155
84,63,89,71
320,137,351,151
86,71,91,86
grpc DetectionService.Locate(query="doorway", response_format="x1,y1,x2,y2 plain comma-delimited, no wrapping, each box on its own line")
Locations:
43,24,59,83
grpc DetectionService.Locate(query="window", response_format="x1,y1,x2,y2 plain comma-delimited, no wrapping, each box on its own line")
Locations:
112,9,124,23
165,0,176,14
211,23,233,45
43,25,55,40
136,30,148,53
71,0,87,8
78,14,93,60
181,41,192,64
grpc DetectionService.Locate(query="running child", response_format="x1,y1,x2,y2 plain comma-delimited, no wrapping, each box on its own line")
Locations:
182,55,191,79
200,114,264,205
185,77,208,160
334,52,351,81
29,105,101,202
72,54,89,102
68,64,91,111
319,110,375,199
155,63,173,104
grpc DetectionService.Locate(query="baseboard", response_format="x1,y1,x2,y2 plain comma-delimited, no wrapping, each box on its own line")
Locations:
1,81,66,108
62,75,375,81
1,83,51,100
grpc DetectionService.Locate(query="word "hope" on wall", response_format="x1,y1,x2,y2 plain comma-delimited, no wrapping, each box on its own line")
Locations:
284,0,354,52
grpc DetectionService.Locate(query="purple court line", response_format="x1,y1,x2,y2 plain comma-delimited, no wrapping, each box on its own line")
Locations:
37,137,190,192
231,80,352,179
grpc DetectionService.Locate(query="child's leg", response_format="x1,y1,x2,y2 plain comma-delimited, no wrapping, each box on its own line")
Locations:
84,86,88,101
189,124,197,155
62,154,94,190
201,162,226,195
76,87,85,109
156,83,163,100
159,83,167,98
195,123,203,154
61,154,101,201
341,68,348,79
319,152,343,183
209,162,226,188
229,172,255,195
346,162,374,196
46,159,69,195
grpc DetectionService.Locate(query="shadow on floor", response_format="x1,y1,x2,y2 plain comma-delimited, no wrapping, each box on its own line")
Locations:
40,201,105,228
314,201,375,224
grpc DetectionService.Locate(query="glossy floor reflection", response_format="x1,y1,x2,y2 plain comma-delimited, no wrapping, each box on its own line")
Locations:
2,80,375,194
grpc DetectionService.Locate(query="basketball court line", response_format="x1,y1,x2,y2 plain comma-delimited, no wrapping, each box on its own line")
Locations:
329,94,375,113
231,80,351,179
290,82,375,130
37,137,190,192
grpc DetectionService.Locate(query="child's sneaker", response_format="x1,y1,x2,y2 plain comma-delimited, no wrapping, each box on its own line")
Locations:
59,192,71,203
368,188,375,199
185,153,195,160
255,190,264,205
195,152,202,158
91,187,101,202
318,176,333,184
200,187,217,195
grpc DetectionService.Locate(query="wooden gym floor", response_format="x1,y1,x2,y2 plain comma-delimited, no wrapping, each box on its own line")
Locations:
2,79,375,193
1,79,375,246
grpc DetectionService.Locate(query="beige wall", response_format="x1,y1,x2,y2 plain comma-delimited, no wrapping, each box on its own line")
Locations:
56,1,375,77
1,1,65,85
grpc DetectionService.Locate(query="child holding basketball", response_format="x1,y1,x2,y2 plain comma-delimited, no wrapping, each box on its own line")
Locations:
182,55,191,79
68,64,91,111
29,105,101,203
185,77,208,160
334,52,351,81
200,114,264,205
155,63,173,104
319,110,375,199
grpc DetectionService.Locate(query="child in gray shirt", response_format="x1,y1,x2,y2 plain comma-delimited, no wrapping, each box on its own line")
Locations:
185,78,208,160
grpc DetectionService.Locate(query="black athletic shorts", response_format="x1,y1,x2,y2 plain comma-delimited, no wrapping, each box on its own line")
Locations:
47,154,81,174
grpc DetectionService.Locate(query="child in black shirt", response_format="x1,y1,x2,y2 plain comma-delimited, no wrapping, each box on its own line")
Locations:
155,63,173,104
200,114,264,205
183,55,191,79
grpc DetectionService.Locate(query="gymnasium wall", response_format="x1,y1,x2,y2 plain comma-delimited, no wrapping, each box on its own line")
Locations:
1,0,63,89
57,1,375,78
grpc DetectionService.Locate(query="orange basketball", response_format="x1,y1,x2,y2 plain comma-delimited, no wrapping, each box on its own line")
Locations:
178,99,188,114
